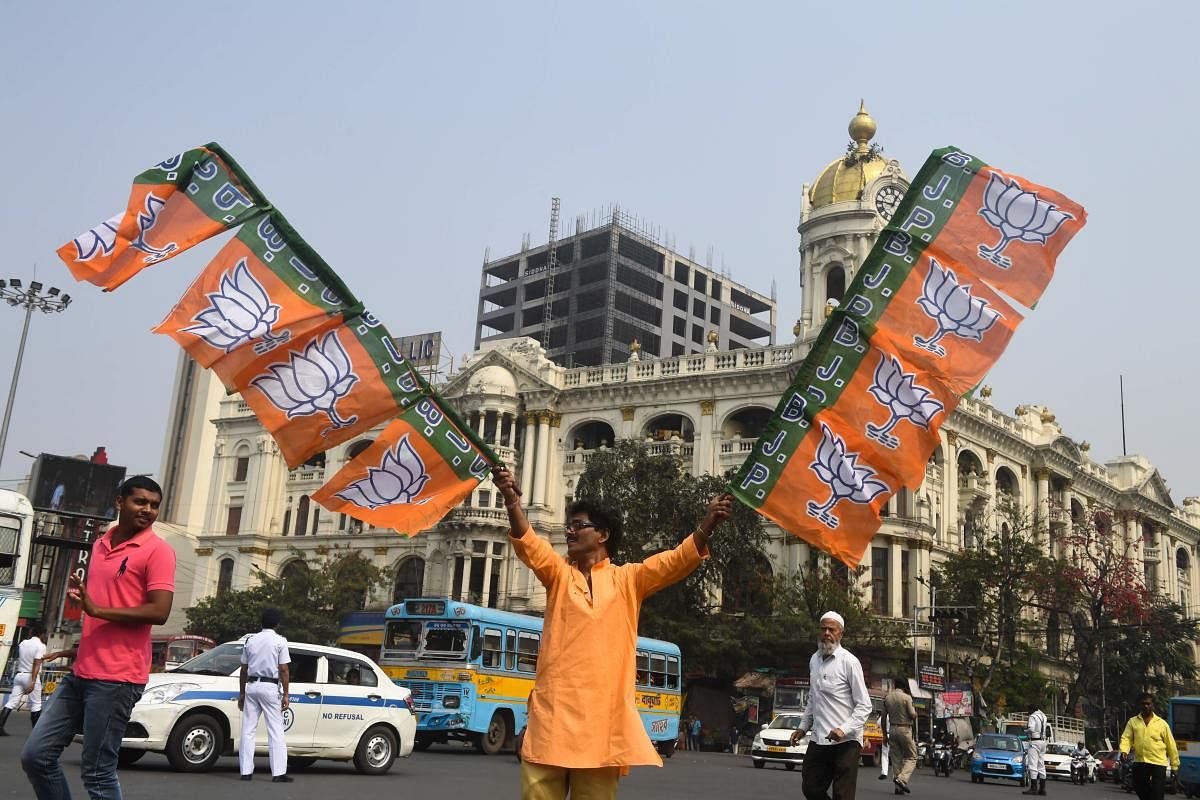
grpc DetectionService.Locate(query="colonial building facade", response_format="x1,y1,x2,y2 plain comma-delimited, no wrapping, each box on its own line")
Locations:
163,106,1200,661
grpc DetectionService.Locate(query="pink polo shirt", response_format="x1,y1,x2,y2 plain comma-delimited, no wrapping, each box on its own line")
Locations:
73,526,176,684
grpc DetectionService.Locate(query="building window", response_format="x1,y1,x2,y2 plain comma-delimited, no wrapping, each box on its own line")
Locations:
709,307,720,324
311,509,320,536
217,558,234,596
711,278,722,300
691,324,704,345
825,265,846,303
693,272,707,293
234,456,249,482
871,547,888,614
673,316,686,336
393,557,426,603
902,550,911,617
693,298,705,318
225,504,242,536
295,495,310,536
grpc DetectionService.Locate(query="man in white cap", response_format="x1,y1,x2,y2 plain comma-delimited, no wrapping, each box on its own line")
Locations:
790,611,872,800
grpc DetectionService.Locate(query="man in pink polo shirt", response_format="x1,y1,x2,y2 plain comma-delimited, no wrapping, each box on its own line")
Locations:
22,475,176,800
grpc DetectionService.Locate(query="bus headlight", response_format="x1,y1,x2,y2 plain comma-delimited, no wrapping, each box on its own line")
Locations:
443,695,461,709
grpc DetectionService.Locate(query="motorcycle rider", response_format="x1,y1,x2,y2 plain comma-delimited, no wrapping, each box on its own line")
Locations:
1071,742,1091,783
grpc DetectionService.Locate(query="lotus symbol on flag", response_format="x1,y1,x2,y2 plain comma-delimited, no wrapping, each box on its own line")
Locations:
128,193,178,264
913,258,1002,357
977,172,1074,268
250,331,359,434
70,214,122,262
806,423,889,529
183,259,290,354
335,435,431,509
865,352,945,449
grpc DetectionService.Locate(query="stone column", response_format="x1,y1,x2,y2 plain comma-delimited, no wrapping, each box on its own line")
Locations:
890,537,904,619
519,412,537,498
480,550,495,607
532,411,552,507
476,409,487,441
697,400,716,476
1035,469,1051,554
543,413,562,516
458,544,473,601
943,432,958,548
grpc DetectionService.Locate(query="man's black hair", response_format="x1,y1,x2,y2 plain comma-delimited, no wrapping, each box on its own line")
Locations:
566,499,623,558
119,475,163,498
261,608,282,629
1139,692,1156,704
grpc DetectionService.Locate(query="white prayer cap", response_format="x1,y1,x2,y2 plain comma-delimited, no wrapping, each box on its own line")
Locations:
820,611,845,629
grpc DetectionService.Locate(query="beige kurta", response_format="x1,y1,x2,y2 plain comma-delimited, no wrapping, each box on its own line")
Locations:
511,526,708,769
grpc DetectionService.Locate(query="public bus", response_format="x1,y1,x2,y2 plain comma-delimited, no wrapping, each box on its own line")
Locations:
335,610,387,659
379,598,683,756
1169,696,1200,796
0,490,35,684
150,634,215,672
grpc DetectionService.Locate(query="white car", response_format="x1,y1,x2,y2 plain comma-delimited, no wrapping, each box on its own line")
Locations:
1043,742,1096,782
750,713,810,771
116,639,416,774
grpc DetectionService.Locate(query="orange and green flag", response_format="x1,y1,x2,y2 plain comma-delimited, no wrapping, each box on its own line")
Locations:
57,143,266,291
731,146,1086,567
152,211,361,389
313,388,496,535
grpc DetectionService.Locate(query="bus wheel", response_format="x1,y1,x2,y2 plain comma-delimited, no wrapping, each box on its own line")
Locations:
475,713,509,755
659,739,676,759
413,736,433,751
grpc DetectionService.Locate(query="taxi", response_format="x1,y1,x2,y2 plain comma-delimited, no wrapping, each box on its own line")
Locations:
114,639,416,774
750,713,810,770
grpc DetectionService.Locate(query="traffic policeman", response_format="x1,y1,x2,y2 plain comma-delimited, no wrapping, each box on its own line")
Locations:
238,608,293,782
1024,702,1049,795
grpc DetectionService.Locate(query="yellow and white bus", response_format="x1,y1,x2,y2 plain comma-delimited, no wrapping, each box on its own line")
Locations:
0,490,35,684
379,598,682,756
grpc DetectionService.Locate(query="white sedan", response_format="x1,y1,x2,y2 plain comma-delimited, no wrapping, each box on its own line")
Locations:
116,640,416,774
1043,742,1096,782
750,713,810,770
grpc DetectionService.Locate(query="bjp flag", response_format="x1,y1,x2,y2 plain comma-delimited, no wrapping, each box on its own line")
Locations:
57,143,265,291
153,211,361,390
314,396,496,535
732,146,1086,566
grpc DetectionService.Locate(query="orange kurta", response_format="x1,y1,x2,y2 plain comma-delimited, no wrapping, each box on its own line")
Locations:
511,526,708,769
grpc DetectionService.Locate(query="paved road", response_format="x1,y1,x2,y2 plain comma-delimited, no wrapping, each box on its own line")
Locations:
0,719,1131,800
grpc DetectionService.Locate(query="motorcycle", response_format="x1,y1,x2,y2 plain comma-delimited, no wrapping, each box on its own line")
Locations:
1071,755,1089,785
917,740,929,766
931,742,953,777
955,746,972,770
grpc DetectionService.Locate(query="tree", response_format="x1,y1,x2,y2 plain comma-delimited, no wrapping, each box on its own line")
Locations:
186,549,390,644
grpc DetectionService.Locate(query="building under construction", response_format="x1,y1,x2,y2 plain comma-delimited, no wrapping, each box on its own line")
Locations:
475,204,776,367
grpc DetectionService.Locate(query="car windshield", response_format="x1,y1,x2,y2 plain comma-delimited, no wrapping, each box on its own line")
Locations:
170,642,244,676
766,716,805,731
1048,744,1075,755
977,735,1020,752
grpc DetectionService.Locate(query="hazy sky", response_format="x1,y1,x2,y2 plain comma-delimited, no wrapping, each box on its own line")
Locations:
2,1,1197,501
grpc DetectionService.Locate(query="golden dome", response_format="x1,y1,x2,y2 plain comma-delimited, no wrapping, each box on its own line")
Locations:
808,100,888,210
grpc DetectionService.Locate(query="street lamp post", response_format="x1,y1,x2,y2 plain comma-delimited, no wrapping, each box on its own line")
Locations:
0,279,71,474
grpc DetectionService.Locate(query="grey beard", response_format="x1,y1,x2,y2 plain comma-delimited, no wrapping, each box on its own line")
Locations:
817,640,836,656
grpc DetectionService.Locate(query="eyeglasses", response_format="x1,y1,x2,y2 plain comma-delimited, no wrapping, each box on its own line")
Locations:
564,520,597,532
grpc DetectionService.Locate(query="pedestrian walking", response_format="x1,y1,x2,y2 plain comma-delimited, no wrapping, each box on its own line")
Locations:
1120,693,1180,800
492,465,732,799
690,716,703,752
884,676,918,794
877,708,890,782
1023,701,1050,795
789,611,872,800
21,476,176,800
238,608,292,783
0,627,67,735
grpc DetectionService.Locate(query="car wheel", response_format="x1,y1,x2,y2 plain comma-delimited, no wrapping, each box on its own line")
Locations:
474,712,509,755
166,713,225,772
753,759,765,769
117,748,145,767
786,763,796,771
353,725,397,775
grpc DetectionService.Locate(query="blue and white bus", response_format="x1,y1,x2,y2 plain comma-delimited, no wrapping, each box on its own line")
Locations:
379,598,683,756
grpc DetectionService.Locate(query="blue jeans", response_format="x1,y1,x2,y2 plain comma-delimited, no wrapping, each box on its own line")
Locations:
20,674,144,800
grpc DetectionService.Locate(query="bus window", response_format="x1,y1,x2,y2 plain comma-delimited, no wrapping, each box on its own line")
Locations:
167,641,196,669
383,620,421,660
636,651,650,687
1172,701,1200,741
470,626,484,662
482,628,503,668
424,622,468,657
649,653,667,688
516,631,540,673
665,655,679,689
0,515,19,584
505,629,517,670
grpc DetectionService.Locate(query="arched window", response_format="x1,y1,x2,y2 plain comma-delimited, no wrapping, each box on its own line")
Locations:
217,558,234,596
295,495,309,536
346,439,374,461
393,557,426,603
279,560,311,595
825,265,846,304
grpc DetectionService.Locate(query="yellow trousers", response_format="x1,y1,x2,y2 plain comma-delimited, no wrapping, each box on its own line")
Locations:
520,760,620,800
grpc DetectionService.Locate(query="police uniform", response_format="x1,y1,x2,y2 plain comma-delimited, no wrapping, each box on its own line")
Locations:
5,635,48,711
239,628,291,778
1024,708,1049,794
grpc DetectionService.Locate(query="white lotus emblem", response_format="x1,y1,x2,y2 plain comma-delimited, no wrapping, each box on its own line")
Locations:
70,213,122,262
182,259,290,354
335,435,430,509
865,352,945,449
250,331,359,434
128,193,178,264
977,172,1074,268
806,423,889,529
913,258,1002,357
